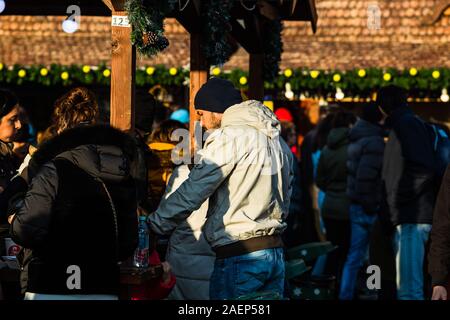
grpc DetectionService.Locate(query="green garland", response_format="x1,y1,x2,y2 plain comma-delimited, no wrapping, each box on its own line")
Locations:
1,64,449,100
0,64,112,87
125,0,174,57
125,0,282,74
201,0,235,65
263,19,283,82
125,0,236,64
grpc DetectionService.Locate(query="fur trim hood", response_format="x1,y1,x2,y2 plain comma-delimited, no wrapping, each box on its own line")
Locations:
28,125,138,182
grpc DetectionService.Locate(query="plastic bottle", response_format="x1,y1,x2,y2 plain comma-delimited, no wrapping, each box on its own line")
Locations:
133,216,150,268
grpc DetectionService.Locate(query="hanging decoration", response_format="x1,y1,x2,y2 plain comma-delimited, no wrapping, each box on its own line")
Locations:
263,19,283,82
201,0,235,65
124,0,175,58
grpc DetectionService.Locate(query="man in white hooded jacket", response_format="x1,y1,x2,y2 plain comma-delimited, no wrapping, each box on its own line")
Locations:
148,78,294,299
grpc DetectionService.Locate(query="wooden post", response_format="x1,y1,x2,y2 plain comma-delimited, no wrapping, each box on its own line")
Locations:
249,53,264,101
189,33,209,160
103,0,136,131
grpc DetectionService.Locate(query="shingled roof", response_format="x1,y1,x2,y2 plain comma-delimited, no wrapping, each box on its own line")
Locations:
0,0,449,70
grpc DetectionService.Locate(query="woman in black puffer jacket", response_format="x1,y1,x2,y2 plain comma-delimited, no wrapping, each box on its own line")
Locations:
8,88,139,300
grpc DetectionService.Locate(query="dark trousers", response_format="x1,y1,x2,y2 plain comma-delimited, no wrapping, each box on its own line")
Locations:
323,218,351,290
369,219,397,300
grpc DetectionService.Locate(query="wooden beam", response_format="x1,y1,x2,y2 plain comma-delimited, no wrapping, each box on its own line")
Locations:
230,19,262,54
103,0,127,12
248,53,264,101
275,0,298,17
421,0,450,25
174,6,202,33
290,0,299,16
257,0,280,20
191,0,202,15
189,33,209,159
286,0,318,33
245,13,263,49
3,0,110,16
246,14,263,99
106,6,136,131
102,0,114,12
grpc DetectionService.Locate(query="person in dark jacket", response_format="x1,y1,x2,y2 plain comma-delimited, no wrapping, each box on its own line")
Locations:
428,164,450,300
279,120,302,248
339,104,385,300
378,85,436,300
299,130,321,244
0,90,23,195
299,112,336,246
309,113,337,276
311,113,337,241
8,87,139,300
0,89,23,299
316,111,356,289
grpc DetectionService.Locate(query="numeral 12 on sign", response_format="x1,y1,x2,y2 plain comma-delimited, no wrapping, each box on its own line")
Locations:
112,16,130,28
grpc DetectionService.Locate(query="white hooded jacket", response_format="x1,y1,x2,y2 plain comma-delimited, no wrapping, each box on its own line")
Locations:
149,100,294,249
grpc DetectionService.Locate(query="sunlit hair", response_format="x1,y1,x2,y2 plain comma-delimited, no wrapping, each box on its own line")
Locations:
37,126,56,146
51,87,99,134
148,119,186,144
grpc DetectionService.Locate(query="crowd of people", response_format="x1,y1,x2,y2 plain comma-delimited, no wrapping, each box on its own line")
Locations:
0,79,449,300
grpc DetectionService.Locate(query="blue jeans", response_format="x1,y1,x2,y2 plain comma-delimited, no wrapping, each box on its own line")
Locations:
394,223,432,300
339,204,377,300
209,248,285,300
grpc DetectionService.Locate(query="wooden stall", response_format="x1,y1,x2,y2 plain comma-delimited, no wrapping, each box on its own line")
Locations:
0,0,317,299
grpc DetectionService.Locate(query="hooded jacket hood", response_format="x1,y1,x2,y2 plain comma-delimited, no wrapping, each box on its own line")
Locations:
55,145,128,183
327,127,350,149
220,100,281,139
349,119,384,142
28,125,138,183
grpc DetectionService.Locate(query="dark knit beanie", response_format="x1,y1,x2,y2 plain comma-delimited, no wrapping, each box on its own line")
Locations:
362,103,383,124
194,78,242,113
376,85,408,115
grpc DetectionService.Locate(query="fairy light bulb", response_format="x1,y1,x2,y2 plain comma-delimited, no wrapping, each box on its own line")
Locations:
0,1,6,14
62,19,79,33
335,88,345,100
441,88,449,103
285,83,294,100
